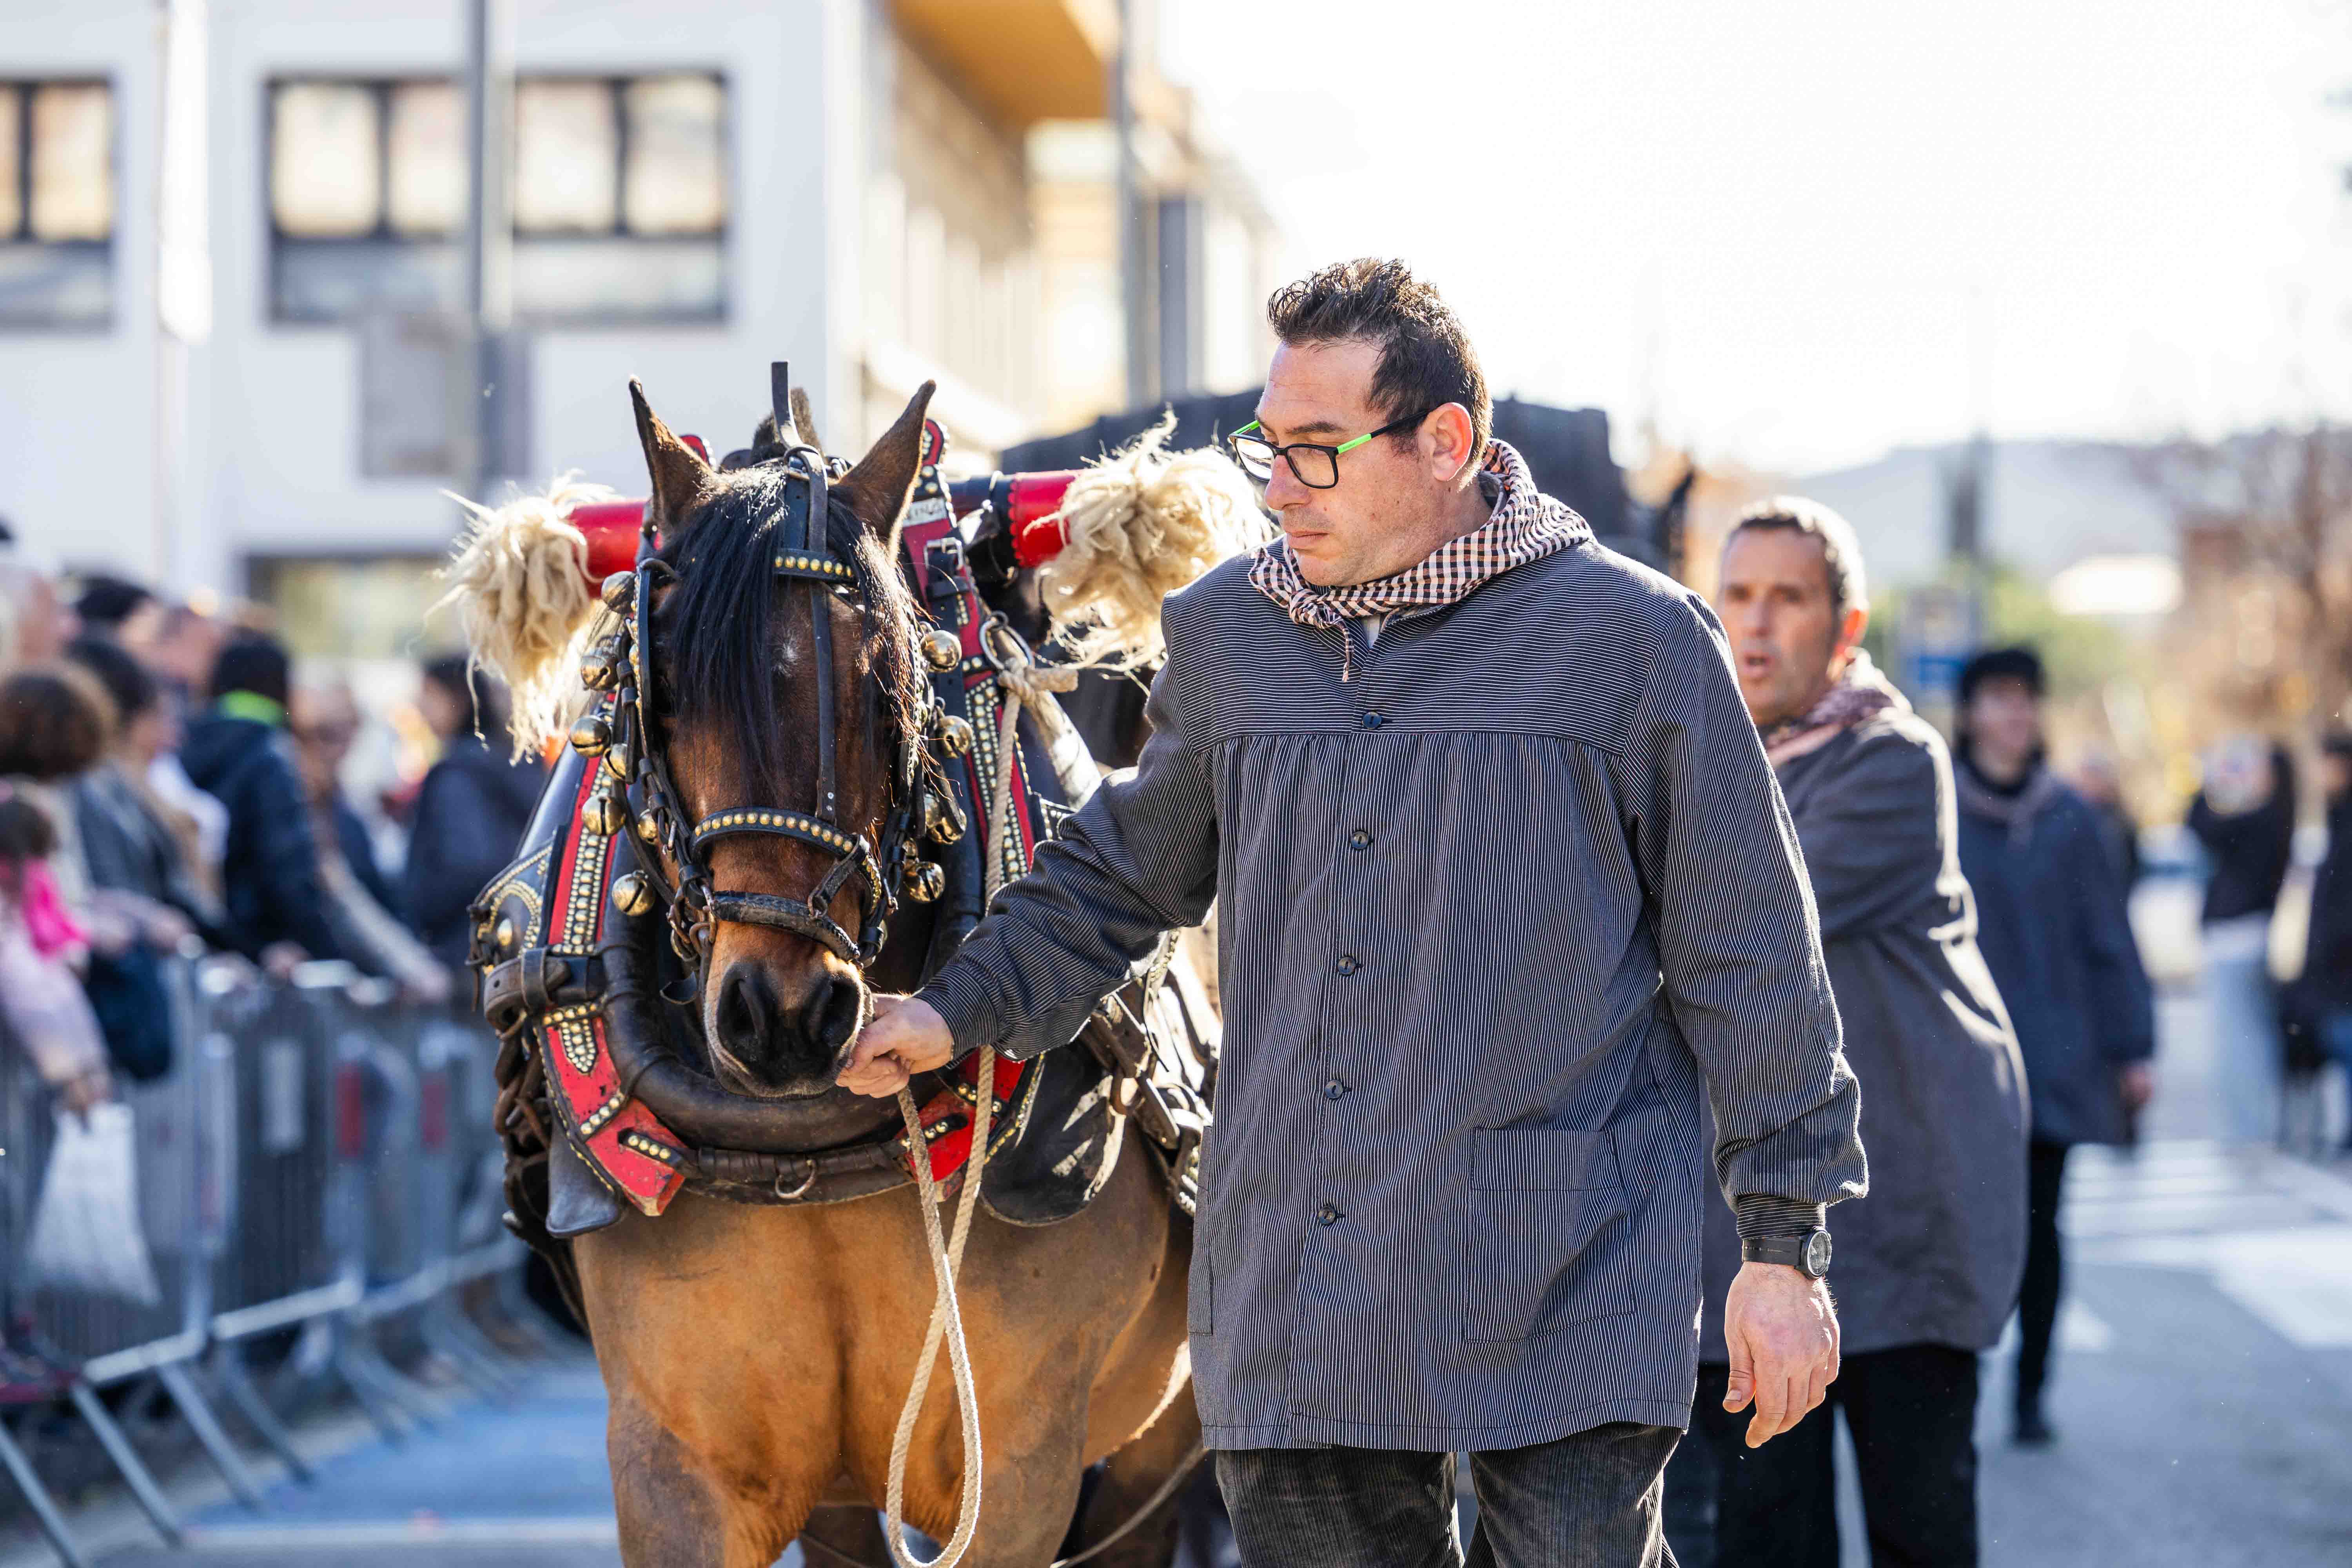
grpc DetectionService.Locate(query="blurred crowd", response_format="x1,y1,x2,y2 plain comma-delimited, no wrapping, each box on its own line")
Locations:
0,540,548,1129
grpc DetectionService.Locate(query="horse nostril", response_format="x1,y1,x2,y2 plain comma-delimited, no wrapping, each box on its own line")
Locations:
715,965,777,1060
802,975,864,1061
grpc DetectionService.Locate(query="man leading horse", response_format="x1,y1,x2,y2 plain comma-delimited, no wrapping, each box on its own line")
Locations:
846,258,1867,1567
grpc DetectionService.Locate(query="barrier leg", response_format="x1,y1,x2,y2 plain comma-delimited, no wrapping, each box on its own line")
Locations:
420,1299,521,1397
494,1261,570,1357
65,1383,186,1546
0,1411,90,1568
210,1344,313,1484
154,1361,267,1509
330,1338,416,1441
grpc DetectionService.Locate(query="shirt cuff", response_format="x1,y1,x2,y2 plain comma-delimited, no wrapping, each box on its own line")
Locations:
1733,1194,1826,1243
911,960,1001,1062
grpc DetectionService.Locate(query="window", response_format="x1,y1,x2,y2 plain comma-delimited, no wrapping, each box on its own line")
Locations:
267,72,727,325
0,79,115,328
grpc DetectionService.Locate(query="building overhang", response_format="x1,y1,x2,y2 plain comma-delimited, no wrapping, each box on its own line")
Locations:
893,0,1116,126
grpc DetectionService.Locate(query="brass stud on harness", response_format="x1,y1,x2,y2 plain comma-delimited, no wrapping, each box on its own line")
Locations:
570,714,613,757
904,860,946,902
493,915,517,952
583,790,628,837
610,871,657,917
932,713,974,758
921,629,961,671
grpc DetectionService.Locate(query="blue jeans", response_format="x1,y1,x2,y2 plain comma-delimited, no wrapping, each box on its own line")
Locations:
1214,1423,1682,1568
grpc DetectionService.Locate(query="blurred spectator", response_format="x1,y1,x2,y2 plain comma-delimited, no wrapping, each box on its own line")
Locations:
72,572,160,643
122,597,226,715
2070,750,2142,889
405,657,546,969
0,561,78,670
1953,646,2154,1448
2186,735,2296,1144
64,636,228,948
0,669,116,1113
291,682,450,1004
2288,731,2352,1155
179,632,339,976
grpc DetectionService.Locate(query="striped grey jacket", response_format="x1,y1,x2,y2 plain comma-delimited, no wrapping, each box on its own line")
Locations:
918,518,1867,1453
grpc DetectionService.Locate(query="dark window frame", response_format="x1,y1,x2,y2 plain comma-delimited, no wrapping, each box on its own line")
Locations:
262,69,731,328
0,75,118,335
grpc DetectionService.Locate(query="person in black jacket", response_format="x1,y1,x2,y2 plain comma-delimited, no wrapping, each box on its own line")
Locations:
2186,737,2297,1144
2292,731,2352,1153
178,633,339,975
403,656,546,968
1952,646,2155,1447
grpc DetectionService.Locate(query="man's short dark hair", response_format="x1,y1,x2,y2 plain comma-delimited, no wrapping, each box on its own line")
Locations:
1724,496,1870,621
1958,646,2045,708
74,573,153,632
1265,259,1491,473
421,652,509,739
210,632,292,707
66,634,157,724
2320,728,2352,764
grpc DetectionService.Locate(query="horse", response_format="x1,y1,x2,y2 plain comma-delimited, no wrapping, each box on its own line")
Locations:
474,375,1209,1568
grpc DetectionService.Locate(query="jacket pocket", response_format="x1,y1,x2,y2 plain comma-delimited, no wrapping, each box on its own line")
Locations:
1463,1127,1635,1343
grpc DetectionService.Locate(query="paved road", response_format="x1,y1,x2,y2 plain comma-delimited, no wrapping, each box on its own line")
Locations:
36,982,2352,1566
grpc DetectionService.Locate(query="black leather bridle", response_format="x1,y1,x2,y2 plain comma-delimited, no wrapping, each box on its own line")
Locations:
583,364,957,979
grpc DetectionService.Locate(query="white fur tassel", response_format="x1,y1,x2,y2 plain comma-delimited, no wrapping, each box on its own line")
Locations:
433,473,619,759
1038,416,1271,670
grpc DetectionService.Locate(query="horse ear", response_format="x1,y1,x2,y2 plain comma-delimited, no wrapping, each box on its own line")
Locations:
833,381,935,543
789,386,825,459
630,379,719,533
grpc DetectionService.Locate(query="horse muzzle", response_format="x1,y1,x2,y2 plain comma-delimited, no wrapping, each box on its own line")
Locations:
706,959,866,1099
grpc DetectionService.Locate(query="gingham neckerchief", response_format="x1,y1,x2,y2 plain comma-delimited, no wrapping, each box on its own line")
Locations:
1756,648,1905,766
1247,440,1591,681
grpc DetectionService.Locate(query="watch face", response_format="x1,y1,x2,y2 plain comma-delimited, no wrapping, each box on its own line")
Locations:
1803,1230,1833,1277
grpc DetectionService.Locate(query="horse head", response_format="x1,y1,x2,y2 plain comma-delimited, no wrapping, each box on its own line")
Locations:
628,374,936,1099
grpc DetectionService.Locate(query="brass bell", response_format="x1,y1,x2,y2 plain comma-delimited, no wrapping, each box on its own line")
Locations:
904,860,946,902
583,790,628,837
636,807,665,844
603,745,632,782
933,714,974,758
920,629,962,671
570,714,613,757
579,639,622,692
601,570,637,612
610,871,657,916
923,793,965,845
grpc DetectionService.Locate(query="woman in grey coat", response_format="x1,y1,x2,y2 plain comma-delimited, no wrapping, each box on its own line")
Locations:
1673,501,2028,1568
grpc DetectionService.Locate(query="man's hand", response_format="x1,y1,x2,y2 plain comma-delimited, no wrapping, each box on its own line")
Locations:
2119,1061,2155,1112
1722,1260,1840,1447
840,995,955,1098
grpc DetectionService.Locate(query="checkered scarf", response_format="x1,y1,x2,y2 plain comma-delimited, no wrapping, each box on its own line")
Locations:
1247,440,1591,680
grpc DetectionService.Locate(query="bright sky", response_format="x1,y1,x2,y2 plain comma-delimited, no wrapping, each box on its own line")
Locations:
1161,0,2352,474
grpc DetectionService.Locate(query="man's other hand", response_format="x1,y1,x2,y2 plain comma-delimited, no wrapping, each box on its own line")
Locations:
1722,1260,1840,1447
2119,1061,2155,1112
840,995,955,1098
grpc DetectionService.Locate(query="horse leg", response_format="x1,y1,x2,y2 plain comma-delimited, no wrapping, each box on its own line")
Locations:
1067,1387,1201,1568
607,1394,791,1568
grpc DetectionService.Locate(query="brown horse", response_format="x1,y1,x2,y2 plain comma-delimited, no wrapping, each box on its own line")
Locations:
568,381,1199,1568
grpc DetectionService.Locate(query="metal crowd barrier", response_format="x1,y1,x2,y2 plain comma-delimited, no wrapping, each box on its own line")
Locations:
0,952,541,1568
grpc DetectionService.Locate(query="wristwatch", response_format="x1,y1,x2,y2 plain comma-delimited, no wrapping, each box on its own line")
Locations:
1742,1229,1832,1279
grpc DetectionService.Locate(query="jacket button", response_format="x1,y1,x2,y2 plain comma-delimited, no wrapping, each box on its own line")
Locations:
1348,829,1371,850
1315,1202,1340,1226
1323,1079,1347,1100
1335,954,1359,976
1361,711,1384,729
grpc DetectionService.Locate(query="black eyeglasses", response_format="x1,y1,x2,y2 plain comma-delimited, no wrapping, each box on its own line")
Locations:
1227,411,1428,490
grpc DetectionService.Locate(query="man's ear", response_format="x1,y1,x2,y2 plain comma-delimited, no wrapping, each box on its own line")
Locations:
834,381,936,543
631,379,720,536
1835,604,1870,664
1425,402,1478,485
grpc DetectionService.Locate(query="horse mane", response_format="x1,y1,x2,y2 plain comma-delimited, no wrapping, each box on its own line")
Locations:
657,465,925,802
